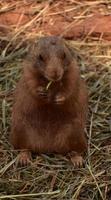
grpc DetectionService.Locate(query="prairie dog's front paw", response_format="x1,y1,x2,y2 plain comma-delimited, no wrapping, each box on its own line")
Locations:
54,94,65,104
37,86,48,98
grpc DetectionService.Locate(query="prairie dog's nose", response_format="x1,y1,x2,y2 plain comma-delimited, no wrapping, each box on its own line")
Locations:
45,67,63,81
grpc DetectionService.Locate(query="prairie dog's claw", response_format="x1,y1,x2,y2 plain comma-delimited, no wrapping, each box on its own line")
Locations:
70,155,84,168
37,87,48,98
16,151,32,166
54,94,65,104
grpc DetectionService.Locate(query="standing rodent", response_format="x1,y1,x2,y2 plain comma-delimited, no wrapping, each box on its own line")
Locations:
10,36,88,166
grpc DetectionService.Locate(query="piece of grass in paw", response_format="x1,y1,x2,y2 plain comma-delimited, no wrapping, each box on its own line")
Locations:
46,81,52,91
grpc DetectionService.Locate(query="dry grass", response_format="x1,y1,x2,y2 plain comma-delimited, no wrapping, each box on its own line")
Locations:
0,0,111,199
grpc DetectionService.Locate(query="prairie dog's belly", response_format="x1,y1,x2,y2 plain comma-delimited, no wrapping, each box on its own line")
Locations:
27,119,73,154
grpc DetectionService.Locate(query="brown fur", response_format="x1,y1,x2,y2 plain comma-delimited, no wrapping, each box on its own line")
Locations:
10,36,88,158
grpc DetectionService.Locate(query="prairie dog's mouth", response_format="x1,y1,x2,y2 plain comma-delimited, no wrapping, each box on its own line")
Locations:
44,74,62,82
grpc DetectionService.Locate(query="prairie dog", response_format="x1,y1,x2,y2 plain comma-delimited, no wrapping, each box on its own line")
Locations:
10,36,88,166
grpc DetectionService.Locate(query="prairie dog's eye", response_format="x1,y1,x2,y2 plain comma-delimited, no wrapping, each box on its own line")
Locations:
61,52,66,59
38,54,45,62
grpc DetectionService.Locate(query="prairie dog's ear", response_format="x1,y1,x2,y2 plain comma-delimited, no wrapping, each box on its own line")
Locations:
64,41,81,60
24,38,40,62
65,41,86,72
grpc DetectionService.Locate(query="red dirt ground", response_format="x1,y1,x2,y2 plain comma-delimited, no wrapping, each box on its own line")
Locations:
0,0,111,40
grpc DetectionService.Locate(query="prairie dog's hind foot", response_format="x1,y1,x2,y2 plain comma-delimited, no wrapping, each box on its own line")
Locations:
68,152,84,168
16,151,32,166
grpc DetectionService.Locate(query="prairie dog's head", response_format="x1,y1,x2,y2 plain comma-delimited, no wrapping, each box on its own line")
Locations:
26,36,73,82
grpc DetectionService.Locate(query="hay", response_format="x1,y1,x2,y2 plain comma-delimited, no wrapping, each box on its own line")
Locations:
0,0,111,199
